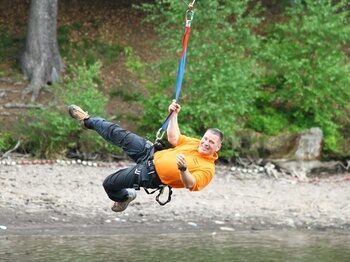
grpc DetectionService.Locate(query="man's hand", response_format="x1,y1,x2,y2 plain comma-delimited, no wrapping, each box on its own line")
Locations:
176,154,187,171
176,154,195,189
168,101,181,114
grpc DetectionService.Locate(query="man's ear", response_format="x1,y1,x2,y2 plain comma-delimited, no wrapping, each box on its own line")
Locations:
216,143,222,152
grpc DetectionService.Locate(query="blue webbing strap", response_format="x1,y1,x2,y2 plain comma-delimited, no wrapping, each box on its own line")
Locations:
156,10,194,140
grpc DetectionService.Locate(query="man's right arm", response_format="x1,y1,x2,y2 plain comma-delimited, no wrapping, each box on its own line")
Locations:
167,101,181,146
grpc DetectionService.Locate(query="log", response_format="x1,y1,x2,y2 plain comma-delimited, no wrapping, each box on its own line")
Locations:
4,103,44,109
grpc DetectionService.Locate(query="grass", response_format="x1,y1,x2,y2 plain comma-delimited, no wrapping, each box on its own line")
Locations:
0,29,24,78
58,23,124,66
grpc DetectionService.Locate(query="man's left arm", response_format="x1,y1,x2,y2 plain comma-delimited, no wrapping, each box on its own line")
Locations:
176,154,195,189
179,170,195,189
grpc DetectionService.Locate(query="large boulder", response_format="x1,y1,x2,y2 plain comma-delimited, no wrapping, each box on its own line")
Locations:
235,127,326,179
236,127,323,160
294,127,323,161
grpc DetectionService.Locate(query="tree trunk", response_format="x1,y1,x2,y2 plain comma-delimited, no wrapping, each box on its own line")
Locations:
20,0,64,101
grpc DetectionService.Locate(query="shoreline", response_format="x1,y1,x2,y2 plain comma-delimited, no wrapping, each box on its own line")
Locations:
1,163,350,235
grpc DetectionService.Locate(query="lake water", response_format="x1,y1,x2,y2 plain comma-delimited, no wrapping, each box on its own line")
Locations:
1,230,350,261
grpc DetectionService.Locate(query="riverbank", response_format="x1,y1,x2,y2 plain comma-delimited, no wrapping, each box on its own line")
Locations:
1,162,350,235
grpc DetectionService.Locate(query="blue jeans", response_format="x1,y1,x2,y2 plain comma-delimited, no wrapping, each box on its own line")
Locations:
85,117,160,202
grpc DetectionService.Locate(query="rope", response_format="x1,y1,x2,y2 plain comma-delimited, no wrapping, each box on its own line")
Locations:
156,4,195,141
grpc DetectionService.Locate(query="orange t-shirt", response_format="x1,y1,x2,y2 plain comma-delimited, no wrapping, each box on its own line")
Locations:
153,135,218,191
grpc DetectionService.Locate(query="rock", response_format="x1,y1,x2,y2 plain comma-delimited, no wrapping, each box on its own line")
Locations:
284,218,295,227
235,129,298,159
188,222,198,227
219,226,235,231
272,159,344,178
264,162,278,178
294,128,323,160
234,127,324,161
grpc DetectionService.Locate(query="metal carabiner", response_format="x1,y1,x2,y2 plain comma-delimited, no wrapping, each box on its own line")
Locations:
188,0,196,10
184,1,195,27
182,0,196,10
156,127,165,141
186,9,194,25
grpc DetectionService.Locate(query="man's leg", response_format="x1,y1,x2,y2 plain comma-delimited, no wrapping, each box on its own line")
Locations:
102,167,137,202
84,117,151,163
68,105,151,163
103,166,139,212
84,118,152,211
68,105,152,212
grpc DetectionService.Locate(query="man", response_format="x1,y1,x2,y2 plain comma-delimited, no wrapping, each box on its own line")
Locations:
68,101,223,212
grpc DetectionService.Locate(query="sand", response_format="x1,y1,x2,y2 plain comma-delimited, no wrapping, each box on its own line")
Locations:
0,162,349,235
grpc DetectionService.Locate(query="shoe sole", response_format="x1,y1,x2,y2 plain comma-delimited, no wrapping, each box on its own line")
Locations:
111,194,136,213
68,105,85,120
68,105,88,128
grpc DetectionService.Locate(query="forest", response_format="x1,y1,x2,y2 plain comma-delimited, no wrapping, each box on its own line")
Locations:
0,0,349,160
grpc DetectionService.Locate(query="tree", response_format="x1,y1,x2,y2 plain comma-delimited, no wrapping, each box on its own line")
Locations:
256,0,350,152
140,0,262,153
21,0,63,101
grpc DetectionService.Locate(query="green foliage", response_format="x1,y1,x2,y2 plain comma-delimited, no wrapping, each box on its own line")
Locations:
2,0,349,159
57,24,74,48
139,0,263,155
257,0,350,152
109,88,137,101
22,109,76,158
0,132,16,153
58,23,123,65
20,62,117,158
58,61,107,112
124,46,146,78
0,29,13,59
0,28,24,77
72,39,123,65
248,107,289,136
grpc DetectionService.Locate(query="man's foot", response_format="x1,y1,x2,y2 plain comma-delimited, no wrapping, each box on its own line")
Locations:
68,105,90,128
111,189,137,213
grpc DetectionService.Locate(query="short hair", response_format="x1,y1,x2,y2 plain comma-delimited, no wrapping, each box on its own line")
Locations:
207,128,224,143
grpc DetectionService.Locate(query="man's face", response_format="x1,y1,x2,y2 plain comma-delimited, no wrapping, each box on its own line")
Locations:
198,130,222,155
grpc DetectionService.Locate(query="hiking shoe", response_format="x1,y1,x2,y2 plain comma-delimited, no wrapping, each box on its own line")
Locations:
68,105,90,128
111,189,137,213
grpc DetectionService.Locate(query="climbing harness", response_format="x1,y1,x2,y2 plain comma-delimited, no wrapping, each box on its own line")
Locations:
155,0,196,144
148,0,196,206
141,154,172,204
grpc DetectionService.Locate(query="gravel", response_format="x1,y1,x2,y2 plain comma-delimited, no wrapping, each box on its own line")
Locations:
1,162,350,235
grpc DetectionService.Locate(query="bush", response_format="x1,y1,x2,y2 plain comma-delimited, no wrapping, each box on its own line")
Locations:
0,132,16,153
0,28,24,77
58,23,124,66
256,0,350,152
20,61,119,158
139,0,263,156
0,30,13,60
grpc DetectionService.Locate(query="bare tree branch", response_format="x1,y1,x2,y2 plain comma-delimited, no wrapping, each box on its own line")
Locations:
0,141,21,160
